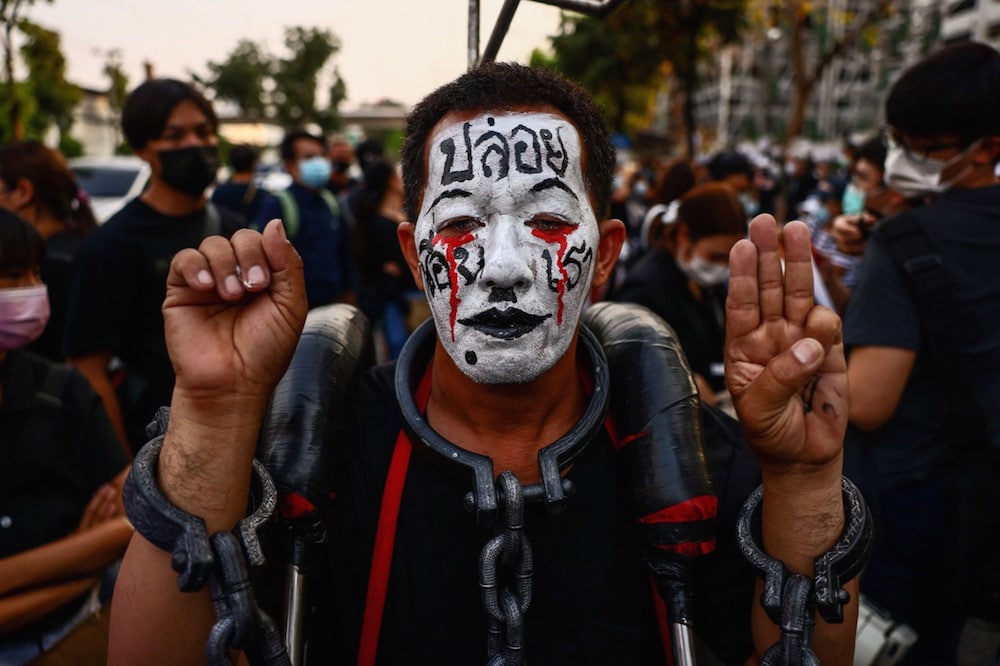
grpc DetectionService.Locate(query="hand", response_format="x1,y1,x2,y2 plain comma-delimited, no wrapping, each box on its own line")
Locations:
76,483,119,532
830,213,868,256
164,220,308,401
725,216,847,472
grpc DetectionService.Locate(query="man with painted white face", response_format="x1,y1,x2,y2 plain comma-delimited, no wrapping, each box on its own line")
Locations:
109,63,858,664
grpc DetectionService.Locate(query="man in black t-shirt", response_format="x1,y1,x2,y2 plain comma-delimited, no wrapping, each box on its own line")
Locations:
844,42,1000,661
110,64,859,664
63,79,244,454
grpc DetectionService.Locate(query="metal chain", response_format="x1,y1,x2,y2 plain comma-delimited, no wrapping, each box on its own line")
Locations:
206,531,290,666
479,471,534,666
759,574,821,666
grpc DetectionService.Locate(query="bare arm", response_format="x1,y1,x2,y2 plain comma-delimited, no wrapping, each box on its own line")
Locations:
108,221,307,665
69,351,130,456
0,577,98,637
0,517,132,597
726,217,857,664
847,345,915,431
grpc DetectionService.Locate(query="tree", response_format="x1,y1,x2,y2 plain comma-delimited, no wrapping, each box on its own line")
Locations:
197,39,272,118
541,0,747,156
783,0,894,140
272,26,343,131
196,26,347,133
19,19,80,143
0,0,51,141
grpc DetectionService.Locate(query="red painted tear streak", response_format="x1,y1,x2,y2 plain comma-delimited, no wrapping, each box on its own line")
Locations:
531,227,571,324
433,231,474,341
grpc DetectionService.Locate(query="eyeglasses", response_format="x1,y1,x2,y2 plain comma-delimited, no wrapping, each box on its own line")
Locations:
881,126,968,163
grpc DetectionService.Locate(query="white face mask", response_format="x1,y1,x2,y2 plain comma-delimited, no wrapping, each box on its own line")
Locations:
679,252,730,288
883,139,980,198
414,111,599,385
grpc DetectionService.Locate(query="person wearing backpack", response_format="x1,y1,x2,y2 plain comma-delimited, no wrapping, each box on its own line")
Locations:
255,129,355,310
844,41,1000,663
0,210,130,663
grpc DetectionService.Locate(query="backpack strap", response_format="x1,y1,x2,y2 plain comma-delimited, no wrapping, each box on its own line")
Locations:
274,190,300,241
240,180,258,216
203,202,222,238
874,212,988,445
35,362,72,409
272,189,341,242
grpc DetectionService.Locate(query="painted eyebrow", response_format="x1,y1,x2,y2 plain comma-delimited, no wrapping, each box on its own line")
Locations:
428,189,472,211
531,178,578,200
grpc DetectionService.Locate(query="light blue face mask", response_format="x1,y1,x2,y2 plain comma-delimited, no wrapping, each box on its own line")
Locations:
842,183,866,216
299,156,332,189
738,192,759,218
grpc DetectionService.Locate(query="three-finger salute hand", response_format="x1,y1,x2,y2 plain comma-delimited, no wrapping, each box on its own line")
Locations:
724,215,848,471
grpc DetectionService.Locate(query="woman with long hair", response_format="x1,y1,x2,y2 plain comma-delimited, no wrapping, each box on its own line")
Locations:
0,142,99,361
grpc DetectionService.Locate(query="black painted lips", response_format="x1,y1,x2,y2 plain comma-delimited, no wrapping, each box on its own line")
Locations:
458,308,551,339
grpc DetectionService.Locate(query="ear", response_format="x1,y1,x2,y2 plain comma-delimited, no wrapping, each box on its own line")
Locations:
397,222,424,290
591,218,626,289
10,177,34,209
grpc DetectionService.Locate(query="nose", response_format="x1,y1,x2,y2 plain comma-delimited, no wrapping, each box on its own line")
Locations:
479,220,532,291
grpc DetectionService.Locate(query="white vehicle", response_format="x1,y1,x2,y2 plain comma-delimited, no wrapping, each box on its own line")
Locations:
69,156,151,223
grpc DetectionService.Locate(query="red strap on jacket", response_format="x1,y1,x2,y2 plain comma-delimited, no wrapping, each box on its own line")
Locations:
356,365,432,666
357,364,672,664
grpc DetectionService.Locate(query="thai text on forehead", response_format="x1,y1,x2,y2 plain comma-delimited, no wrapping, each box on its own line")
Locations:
437,116,571,187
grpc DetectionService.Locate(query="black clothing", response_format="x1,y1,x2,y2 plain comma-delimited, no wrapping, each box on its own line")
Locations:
63,198,245,450
211,180,267,226
356,213,415,322
844,185,1000,489
612,250,727,391
0,350,127,639
297,361,757,664
27,230,82,362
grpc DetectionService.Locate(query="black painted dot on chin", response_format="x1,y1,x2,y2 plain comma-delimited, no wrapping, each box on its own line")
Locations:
465,350,478,365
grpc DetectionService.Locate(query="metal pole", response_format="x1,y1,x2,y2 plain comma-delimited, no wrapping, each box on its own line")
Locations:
671,623,698,666
479,0,523,65
468,0,480,70
283,562,308,666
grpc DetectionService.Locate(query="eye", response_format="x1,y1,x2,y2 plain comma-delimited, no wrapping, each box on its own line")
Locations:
438,217,482,236
526,215,574,232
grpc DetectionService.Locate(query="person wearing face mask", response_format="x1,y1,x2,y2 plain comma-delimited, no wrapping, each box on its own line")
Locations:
62,78,246,455
843,41,1000,663
0,210,131,663
255,129,355,310
0,141,100,363
612,182,747,405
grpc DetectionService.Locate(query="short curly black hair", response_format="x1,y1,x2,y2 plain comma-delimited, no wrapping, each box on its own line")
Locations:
401,61,615,223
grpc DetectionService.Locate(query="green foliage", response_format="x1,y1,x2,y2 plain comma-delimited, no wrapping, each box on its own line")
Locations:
58,132,82,157
198,39,272,118
19,19,80,138
542,0,748,154
197,26,347,134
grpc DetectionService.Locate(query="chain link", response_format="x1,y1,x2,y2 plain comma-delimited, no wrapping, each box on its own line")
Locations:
759,574,821,666
479,471,534,666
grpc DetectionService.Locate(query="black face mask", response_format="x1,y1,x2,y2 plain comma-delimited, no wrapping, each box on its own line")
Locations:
157,145,220,196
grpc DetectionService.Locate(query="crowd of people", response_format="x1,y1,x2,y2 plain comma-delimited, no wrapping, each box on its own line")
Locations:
0,38,996,666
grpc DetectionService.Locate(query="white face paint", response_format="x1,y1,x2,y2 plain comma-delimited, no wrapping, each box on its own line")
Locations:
415,111,600,384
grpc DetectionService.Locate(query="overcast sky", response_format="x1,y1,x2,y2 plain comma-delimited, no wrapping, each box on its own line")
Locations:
29,0,565,109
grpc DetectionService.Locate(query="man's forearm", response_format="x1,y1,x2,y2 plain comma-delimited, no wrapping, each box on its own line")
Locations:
109,390,267,665
0,519,133,597
70,353,130,455
751,458,858,664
